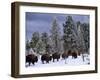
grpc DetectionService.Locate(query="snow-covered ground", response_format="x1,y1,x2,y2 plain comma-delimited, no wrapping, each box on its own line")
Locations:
25,53,90,68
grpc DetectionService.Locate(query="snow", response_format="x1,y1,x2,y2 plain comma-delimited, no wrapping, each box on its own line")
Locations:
25,53,90,68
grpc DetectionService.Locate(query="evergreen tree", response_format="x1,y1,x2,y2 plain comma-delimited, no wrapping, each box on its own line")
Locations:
76,21,88,61
36,38,44,54
81,23,89,53
50,17,61,53
63,16,77,51
41,32,49,53
30,32,40,50
77,21,86,53
26,40,30,51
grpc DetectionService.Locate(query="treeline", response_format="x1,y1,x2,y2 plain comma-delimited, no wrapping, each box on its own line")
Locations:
26,16,89,55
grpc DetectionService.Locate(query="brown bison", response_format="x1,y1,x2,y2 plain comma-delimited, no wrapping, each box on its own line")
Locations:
52,52,60,62
67,50,72,56
26,54,38,66
62,50,71,59
72,51,77,59
41,54,52,64
62,52,68,59
77,51,81,56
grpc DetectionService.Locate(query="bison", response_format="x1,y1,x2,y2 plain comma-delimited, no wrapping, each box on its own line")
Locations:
41,54,52,64
26,54,38,66
78,51,81,56
62,50,71,59
62,52,68,59
72,51,77,59
52,52,60,62
67,50,72,56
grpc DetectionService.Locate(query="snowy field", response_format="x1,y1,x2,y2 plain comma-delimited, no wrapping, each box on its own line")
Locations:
25,53,90,68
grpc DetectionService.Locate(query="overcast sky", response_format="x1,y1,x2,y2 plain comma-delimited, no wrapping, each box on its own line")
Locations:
26,12,89,41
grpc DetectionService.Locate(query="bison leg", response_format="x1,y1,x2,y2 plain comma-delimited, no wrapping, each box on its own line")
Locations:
46,61,49,63
29,62,31,66
32,61,35,65
75,55,77,58
42,61,44,64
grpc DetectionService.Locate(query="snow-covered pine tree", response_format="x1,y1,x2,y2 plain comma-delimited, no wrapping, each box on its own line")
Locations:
30,32,40,52
36,37,45,54
77,21,86,61
81,23,89,54
50,17,61,53
63,16,77,52
41,32,50,53
26,40,30,51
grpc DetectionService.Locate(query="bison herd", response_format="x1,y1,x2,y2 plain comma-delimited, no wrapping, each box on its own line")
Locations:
26,50,80,66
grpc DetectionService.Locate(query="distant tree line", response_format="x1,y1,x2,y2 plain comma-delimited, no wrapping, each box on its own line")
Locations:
26,16,89,55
